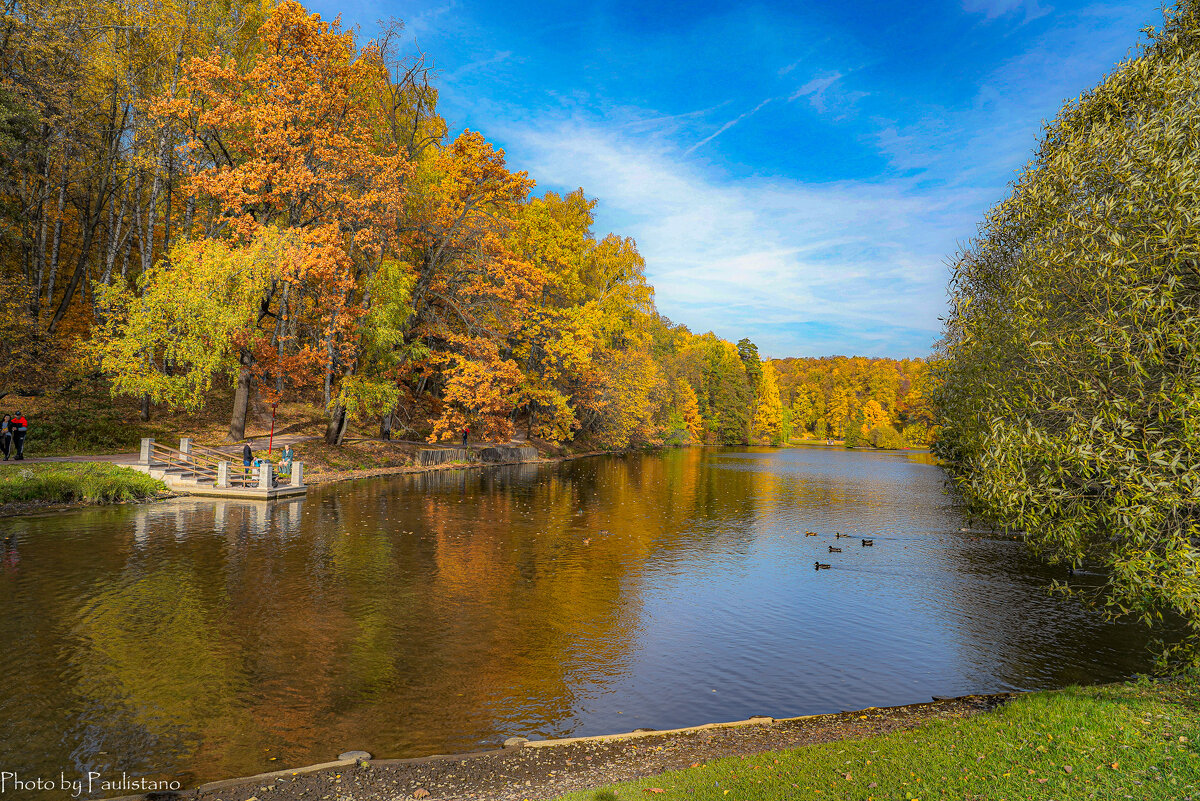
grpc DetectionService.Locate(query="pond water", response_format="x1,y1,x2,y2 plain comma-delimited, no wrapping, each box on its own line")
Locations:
0,446,1164,793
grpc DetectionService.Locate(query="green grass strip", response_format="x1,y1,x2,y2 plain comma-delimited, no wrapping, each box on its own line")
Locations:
0,462,167,505
555,678,1200,801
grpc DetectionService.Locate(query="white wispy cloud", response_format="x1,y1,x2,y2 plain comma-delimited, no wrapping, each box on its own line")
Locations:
789,72,843,111
683,98,775,155
962,0,1052,22
409,0,1166,357
493,116,982,357
446,49,514,80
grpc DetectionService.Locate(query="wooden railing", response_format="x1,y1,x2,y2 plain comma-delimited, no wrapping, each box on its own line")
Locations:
141,439,270,488
150,441,218,482
190,442,233,462
190,443,262,487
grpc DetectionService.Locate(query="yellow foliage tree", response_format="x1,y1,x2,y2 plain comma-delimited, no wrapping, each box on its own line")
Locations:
861,399,892,436
751,360,784,445
89,230,289,409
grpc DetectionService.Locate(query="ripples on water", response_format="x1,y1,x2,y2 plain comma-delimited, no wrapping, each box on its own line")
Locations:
0,446,1164,793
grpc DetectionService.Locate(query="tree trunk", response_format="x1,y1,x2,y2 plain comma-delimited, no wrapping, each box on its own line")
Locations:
324,361,357,445
324,403,346,445
322,328,336,407
48,215,97,334
45,177,67,310
229,353,253,441
140,394,150,422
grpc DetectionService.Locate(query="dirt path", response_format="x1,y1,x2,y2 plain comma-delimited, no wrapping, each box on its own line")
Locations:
0,434,323,466
175,695,1012,801
0,452,140,465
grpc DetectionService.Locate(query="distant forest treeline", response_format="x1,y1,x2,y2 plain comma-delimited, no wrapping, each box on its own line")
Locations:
771,356,933,447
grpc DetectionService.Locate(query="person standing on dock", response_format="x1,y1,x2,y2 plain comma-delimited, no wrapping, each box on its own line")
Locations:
10,412,27,460
281,445,294,477
242,442,252,478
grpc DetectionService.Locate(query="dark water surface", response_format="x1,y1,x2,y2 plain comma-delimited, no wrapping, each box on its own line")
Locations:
0,447,1163,793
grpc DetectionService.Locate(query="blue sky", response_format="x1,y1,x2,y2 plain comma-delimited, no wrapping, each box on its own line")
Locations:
311,0,1165,357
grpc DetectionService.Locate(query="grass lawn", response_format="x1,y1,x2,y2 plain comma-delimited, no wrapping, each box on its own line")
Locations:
554,678,1200,801
0,462,167,506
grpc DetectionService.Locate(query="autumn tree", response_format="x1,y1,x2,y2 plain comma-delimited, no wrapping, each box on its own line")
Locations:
89,229,289,409
128,1,414,440
398,131,542,444
751,359,784,445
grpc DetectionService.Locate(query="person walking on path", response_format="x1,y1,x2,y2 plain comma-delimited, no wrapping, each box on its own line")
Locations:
10,412,27,460
242,442,253,479
0,415,10,461
462,426,469,446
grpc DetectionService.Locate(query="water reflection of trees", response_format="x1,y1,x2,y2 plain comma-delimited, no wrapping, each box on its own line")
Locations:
2,453,781,787
928,535,1165,690
0,450,1168,794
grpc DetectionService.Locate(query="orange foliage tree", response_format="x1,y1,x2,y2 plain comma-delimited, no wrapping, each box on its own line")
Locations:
154,1,413,439
397,131,544,443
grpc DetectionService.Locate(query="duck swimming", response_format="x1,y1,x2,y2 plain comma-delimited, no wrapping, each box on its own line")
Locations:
861,538,874,546
828,545,842,553
805,531,819,536
814,562,831,570
836,532,851,538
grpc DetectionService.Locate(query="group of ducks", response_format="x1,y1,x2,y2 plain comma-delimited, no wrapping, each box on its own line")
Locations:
804,530,874,569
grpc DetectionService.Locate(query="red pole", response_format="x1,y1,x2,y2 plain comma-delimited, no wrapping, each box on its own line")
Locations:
268,403,277,454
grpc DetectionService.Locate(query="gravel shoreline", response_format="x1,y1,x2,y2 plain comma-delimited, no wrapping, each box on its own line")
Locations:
158,694,1014,801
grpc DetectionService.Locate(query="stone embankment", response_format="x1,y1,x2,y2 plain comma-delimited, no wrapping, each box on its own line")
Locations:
417,445,539,467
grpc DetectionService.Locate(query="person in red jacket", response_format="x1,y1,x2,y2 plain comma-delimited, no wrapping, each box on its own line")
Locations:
10,412,27,460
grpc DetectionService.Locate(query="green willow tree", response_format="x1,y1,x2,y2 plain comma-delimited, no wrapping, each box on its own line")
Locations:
934,0,1200,648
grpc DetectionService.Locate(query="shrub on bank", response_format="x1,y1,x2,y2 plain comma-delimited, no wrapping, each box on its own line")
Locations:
902,422,928,447
0,463,166,505
868,425,905,450
933,0,1200,639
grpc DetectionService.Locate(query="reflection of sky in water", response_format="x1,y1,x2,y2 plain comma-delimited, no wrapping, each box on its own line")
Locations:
0,447,1170,795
